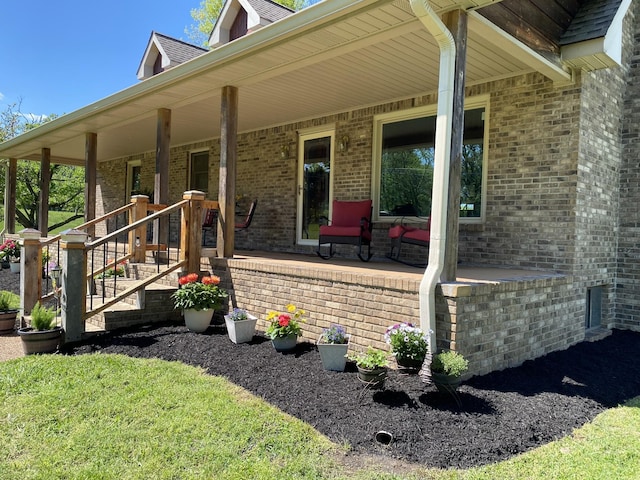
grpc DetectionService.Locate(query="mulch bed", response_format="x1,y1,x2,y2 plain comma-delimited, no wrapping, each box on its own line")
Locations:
63,325,640,469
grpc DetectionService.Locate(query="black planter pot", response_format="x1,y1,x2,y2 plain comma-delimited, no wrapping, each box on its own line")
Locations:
17,326,64,355
431,371,462,393
357,366,387,389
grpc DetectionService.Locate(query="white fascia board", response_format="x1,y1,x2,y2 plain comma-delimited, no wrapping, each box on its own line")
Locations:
469,11,571,84
0,0,383,157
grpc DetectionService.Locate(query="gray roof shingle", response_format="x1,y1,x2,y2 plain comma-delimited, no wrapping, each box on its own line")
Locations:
154,32,208,64
560,0,623,45
245,0,294,22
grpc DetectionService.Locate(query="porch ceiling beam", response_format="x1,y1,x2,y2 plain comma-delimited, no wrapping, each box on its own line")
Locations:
19,153,85,167
469,11,571,84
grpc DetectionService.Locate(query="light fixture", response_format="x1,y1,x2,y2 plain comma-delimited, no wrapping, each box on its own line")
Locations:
280,144,290,159
338,135,350,152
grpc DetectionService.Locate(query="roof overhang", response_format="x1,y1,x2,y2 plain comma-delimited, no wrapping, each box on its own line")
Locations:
561,0,632,71
0,0,577,166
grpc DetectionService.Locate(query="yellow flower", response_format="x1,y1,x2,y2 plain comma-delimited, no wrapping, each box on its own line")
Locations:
286,304,296,313
267,311,277,321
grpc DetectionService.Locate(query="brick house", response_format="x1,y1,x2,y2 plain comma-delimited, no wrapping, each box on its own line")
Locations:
1,0,638,376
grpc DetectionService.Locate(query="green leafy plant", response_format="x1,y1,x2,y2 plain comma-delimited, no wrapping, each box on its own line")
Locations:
265,304,305,339
0,290,19,312
431,350,469,378
384,322,430,361
318,324,348,344
30,301,57,331
171,272,227,311
348,346,389,370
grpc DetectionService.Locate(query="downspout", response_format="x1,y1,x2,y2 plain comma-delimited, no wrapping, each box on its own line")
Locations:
409,0,456,353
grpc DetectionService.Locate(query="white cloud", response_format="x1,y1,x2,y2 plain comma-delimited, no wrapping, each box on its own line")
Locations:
0,92,4,102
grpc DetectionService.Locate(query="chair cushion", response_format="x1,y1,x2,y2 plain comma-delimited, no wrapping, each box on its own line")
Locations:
331,200,372,227
320,225,363,237
402,228,430,243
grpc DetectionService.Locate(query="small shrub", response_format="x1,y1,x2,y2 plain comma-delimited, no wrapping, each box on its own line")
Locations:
30,302,57,331
0,290,19,312
348,346,389,369
431,350,469,377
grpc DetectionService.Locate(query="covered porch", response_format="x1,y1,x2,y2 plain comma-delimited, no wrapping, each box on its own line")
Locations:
205,250,576,377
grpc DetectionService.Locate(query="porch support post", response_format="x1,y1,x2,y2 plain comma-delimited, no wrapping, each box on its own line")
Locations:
39,148,51,237
217,85,237,258
181,190,204,274
5,158,17,234
60,229,88,343
154,108,171,248
19,229,42,318
84,132,97,239
129,195,149,263
442,9,467,282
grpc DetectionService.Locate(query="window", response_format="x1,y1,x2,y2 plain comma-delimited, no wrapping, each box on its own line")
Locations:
189,151,209,193
126,160,142,201
372,98,488,222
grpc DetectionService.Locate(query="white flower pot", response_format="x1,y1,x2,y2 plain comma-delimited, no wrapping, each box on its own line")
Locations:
317,335,350,372
224,313,257,344
271,333,297,352
183,309,213,333
9,262,20,274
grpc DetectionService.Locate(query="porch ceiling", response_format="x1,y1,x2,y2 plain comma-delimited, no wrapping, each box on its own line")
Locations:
0,0,568,166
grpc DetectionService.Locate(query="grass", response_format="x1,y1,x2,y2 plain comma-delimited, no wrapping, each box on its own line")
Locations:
1,354,639,480
0,211,83,236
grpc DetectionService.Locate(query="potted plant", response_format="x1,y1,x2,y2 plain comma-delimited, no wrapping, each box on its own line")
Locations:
224,307,257,344
348,346,389,389
0,290,19,334
171,272,228,333
430,350,469,393
384,322,430,373
317,324,350,371
0,239,20,273
17,301,63,354
265,304,305,352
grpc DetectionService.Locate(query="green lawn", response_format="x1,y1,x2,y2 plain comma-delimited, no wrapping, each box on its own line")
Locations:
1,354,638,480
0,211,83,235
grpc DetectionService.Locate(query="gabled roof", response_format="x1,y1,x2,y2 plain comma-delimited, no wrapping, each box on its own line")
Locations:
137,32,208,80
560,0,631,71
209,0,294,48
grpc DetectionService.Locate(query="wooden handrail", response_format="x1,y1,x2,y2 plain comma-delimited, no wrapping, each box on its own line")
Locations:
87,199,188,250
84,260,186,320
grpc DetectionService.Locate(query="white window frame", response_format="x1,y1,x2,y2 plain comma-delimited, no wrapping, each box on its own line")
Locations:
371,95,489,224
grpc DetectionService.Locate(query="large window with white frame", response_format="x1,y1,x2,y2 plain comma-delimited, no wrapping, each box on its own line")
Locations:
372,97,488,223
189,150,209,194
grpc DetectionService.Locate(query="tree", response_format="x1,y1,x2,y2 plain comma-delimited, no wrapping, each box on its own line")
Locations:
0,101,84,232
186,0,318,46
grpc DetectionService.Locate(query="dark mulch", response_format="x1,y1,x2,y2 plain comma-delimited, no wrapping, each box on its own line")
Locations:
63,325,640,469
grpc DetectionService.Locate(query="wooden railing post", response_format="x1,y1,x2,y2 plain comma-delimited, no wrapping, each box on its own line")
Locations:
19,228,42,319
129,195,149,263
181,191,205,274
60,229,88,343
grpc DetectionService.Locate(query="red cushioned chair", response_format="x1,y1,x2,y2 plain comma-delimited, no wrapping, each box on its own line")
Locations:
317,199,373,262
387,217,430,267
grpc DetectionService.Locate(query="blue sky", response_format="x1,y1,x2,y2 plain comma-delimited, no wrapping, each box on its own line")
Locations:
0,1,198,118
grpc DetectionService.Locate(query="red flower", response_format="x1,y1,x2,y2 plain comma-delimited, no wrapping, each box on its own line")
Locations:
202,275,221,285
179,273,199,285
278,314,290,327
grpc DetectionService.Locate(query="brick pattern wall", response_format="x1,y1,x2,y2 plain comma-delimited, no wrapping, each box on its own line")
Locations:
618,0,640,329
437,275,583,377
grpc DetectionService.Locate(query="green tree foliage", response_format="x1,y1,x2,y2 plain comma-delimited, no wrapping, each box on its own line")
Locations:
380,148,434,217
186,0,314,46
0,101,84,232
